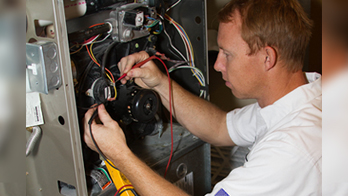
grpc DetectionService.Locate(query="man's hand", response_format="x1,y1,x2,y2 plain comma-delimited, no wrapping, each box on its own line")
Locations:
117,51,167,89
83,104,130,164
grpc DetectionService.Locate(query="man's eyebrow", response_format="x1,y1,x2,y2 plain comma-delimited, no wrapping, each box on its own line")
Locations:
219,46,230,53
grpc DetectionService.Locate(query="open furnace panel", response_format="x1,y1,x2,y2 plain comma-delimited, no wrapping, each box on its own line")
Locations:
26,0,209,195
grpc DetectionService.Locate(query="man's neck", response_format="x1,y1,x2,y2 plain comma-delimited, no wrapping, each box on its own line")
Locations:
257,71,307,108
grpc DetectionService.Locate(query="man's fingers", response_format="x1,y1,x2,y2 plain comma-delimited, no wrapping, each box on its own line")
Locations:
118,55,135,75
97,104,116,125
127,68,147,78
84,105,98,125
118,51,150,75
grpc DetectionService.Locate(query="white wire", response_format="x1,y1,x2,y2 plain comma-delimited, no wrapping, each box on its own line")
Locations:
165,16,195,68
164,15,206,87
83,34,111,46
169,65,206,86
166,0,182,12
200,90,205,98
93,34,111,44
163,25,188,62
172,24,190,64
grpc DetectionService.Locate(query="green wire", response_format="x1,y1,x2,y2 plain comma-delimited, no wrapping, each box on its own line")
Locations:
145,20,159,28
96,167,111,181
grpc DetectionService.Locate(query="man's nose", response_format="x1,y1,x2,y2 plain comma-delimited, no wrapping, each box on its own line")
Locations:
214,54,224,72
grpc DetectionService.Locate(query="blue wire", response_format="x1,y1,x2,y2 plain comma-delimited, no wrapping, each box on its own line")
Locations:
146,16,157,21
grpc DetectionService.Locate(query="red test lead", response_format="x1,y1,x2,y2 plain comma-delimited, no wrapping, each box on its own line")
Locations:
116,55,157,82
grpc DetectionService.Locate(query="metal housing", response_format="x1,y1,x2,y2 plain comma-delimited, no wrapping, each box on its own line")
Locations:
26,0,210,195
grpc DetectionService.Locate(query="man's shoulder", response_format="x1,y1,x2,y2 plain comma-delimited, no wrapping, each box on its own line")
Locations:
256,124,321,167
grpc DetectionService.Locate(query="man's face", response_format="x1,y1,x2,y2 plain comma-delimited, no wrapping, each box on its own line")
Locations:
214,11,265,99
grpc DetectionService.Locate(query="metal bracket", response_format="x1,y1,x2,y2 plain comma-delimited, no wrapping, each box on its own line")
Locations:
26,42,62,94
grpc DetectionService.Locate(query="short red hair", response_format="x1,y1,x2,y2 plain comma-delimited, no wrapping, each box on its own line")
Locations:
218,0,313,72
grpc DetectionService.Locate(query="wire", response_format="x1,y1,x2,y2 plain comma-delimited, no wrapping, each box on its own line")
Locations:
117,188,138,196
164,15,206,87
87,42,117,99
96,167,112,181
91,34,111,45
77,104,100,111
112,84,117,99
89,109,119,171
165,15,190,65
163,22,187,62
166,0,182,12
115,185,134,196
118,55,174,177
70,44,84,55
83,35,100,46
86,43,115,83
169,65,205,86
165,15,195,65
153,21,163,34
90,41,99,63
152,56,173,178
89,23,106,28
145,17,163,35
102,42,121,82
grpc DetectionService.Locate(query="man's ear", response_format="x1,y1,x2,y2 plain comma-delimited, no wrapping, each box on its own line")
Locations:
264,46,277,71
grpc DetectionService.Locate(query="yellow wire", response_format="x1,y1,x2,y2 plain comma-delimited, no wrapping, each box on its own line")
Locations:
165,15,203,86
90,41,98,62
165,15,195,63
70,44,84,54
113,85,117,99
90,36,117,99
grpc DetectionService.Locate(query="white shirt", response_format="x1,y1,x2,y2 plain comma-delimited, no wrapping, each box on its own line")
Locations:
207,73,322,196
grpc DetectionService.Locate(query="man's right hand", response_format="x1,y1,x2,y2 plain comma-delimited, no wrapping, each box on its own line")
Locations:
117,51,167,89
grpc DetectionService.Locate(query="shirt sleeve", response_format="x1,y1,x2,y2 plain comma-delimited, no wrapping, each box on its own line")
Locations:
205,134,322,196
226,103,259,147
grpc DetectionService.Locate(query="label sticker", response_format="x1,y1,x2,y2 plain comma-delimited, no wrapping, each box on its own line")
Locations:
26,92,44,127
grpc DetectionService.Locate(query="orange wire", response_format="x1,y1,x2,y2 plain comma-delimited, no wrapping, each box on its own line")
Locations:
105,68,115,82
86,45,100,66
89,23,105,28
86,45,115,82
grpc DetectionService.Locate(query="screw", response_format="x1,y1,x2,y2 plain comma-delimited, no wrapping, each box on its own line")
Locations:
86,92,90,96
145,103,151,110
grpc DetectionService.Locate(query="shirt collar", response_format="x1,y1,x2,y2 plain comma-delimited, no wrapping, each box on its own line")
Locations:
259,72,322,130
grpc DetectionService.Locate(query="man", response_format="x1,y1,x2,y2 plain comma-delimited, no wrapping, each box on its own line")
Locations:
84,0,321,195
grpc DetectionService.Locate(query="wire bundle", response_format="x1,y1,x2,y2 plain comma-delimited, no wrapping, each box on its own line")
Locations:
75,23,117,99
86,41,117,100
162,14,206,98
145,16,163,35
